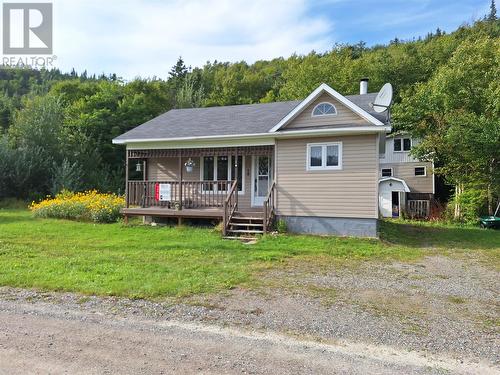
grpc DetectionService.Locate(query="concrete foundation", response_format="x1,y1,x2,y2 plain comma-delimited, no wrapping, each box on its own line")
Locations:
278,216,378,238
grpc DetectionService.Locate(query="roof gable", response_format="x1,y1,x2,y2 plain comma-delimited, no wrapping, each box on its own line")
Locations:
269,83,384,132
283,92,369,130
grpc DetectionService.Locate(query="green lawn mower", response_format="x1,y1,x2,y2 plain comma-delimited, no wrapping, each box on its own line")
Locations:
479,202,500,229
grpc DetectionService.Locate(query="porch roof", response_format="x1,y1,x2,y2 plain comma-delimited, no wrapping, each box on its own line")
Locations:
113,93,387,144
127,145,274,159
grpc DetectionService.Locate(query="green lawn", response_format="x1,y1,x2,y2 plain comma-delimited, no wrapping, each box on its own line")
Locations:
0,208,498,298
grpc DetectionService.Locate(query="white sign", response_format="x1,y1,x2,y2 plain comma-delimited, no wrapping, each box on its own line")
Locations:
157,183,171,201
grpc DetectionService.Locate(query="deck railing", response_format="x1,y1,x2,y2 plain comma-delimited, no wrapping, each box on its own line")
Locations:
126,180,233,209
407,200,430,219
263,180,276,232
222,180,238,236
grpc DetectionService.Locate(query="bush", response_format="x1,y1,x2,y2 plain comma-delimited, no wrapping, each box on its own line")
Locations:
213,221,224,233
445,187,488,224
276,219,288,233
30,190,125,223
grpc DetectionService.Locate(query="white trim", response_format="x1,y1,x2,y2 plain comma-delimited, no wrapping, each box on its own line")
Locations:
378,177,410,192
380,167,393,177
269,83,384,132
114,125,391,146
251,155,273,207
311,101,337,117
414,165,427,177
200,155,245,195
306,142,343,171
431,161,435,195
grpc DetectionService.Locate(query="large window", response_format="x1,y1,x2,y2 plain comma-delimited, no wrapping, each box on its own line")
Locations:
307,142,342,170
312,102,337,117
201,155,244,192
394,137,411,152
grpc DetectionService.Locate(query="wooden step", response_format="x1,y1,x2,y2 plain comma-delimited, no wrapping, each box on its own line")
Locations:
229,222,263,227
223,236,257,241
228,229,264,234
233,211,263,218
231,216,264,224
231,217,263,222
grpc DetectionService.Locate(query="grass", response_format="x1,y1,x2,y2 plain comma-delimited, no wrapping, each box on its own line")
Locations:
0,207,498,299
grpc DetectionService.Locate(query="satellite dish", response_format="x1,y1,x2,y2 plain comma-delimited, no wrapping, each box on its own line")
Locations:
371,83,393,113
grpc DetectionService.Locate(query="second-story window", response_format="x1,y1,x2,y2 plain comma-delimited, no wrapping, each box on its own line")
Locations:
394,138,411,152
381,168,392,177
312,102,337,117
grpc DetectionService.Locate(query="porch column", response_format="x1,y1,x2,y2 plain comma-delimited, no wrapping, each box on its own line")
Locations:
125,151,129,208
234,151,238,208
178,151,183,210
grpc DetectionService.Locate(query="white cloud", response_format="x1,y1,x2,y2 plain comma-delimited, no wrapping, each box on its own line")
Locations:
53,0,333,79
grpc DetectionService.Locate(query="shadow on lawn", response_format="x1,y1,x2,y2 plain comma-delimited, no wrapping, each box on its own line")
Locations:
380,220,500,250
0,210,33,224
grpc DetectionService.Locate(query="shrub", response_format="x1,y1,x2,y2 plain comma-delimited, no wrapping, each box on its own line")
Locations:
445,187,488,224
213,221,224,233
276,219,288,233
30,190,125,223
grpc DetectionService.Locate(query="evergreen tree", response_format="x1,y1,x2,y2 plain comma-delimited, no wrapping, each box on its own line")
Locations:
169,57,189,80
488,0,497,21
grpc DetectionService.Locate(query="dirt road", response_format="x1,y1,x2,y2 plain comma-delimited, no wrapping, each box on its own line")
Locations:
0,298,496,375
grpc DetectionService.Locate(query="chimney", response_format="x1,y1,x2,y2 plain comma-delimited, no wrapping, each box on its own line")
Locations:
359,78,369,95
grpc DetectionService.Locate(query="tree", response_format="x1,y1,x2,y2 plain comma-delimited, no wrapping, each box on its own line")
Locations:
393,35,500,218
488,0,497,21
176,74,204,108
169,56,189,80
7,95,66,197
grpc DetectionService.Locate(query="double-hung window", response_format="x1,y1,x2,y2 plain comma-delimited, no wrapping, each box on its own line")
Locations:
394,138,411,152
307,142,342,171
201,155,244,192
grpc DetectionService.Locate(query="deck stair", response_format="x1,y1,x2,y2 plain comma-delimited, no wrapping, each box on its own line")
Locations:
224,212,264,239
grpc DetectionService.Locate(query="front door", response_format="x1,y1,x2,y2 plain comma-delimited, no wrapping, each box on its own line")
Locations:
252,155,272,207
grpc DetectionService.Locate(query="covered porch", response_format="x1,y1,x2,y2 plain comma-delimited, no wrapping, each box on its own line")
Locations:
123,145,276,235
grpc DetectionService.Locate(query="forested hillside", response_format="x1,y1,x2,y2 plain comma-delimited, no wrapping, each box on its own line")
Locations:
0,14,498,221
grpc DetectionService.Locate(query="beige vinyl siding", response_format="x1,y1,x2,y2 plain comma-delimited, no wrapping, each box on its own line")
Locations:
283,93,368,130
380,162,434,193
147,156,252,209
275,135,378,219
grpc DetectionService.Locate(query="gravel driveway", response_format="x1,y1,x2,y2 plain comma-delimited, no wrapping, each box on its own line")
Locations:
0,254,498,374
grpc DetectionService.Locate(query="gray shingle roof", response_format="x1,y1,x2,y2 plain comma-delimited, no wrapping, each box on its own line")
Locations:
113,93,388,142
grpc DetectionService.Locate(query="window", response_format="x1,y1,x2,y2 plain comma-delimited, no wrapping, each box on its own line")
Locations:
312,102,337,117
394,138,411,152
381,168,393,177
414,166,426,177
307,142,342,170
201,155,244,192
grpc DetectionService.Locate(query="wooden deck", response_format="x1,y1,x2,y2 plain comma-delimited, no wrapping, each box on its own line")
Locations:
121,207,263,219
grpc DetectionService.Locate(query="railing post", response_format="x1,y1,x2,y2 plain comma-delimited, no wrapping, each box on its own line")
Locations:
141,181,147,208
178,153,183,210
222,201,227,236
263,201,267,233
235,180,238,209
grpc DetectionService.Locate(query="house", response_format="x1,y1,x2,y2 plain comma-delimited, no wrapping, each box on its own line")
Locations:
378,134,435,218
112,80,392,238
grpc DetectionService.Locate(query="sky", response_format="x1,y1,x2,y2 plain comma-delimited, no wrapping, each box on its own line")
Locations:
44,0,491,79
